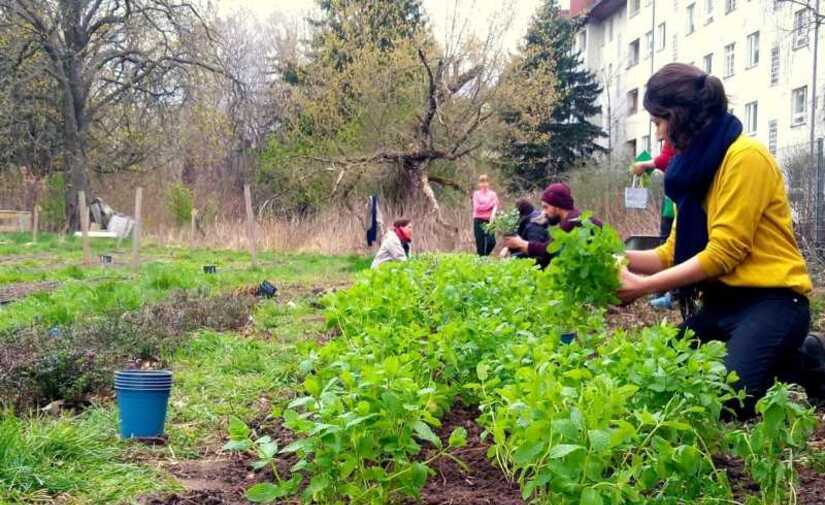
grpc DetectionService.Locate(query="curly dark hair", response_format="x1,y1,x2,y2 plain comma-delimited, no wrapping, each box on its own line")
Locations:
643,63,728,151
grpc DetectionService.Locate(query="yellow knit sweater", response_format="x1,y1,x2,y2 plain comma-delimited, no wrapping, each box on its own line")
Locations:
655,135,813,295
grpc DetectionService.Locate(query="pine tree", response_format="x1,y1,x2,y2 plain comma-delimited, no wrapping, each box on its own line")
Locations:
505,0,605,190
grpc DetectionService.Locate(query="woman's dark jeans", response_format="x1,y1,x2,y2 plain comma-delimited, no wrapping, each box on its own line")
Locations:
680,286,810,419
473,218,496,256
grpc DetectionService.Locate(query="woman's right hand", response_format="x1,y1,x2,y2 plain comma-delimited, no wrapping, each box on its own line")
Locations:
630,162,652,176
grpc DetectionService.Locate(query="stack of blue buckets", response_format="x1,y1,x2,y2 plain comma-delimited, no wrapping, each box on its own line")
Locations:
115,370,173,439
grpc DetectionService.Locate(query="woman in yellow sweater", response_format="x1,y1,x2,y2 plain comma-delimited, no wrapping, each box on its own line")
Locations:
618,63,819,418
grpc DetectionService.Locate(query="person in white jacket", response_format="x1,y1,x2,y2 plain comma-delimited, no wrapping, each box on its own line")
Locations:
371,219,413,269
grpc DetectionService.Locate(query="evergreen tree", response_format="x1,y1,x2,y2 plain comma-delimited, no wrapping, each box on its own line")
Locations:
505,0,605,190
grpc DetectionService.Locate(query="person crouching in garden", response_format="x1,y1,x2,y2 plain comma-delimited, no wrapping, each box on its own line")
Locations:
472,174,499,256
504,183,601,269
503,199,550,260
371,219,413,269
618,63,825,418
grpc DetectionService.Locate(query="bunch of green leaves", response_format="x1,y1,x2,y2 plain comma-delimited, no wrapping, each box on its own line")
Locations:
547,219,624,308
727,383,816,504
482,208,521,236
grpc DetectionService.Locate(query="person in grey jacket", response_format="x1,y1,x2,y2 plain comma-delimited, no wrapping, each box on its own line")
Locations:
371,219,413,269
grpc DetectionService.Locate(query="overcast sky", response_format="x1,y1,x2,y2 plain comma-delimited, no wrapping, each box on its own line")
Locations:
217,0,559,53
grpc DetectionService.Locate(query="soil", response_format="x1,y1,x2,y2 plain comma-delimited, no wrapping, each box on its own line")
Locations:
411,404,524,505
0,280,60,304
140,456,251,505
606,299,677,331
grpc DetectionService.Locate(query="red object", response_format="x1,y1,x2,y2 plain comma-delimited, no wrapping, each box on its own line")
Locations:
653,141,676,171
570,0,594,16
394,226,411,244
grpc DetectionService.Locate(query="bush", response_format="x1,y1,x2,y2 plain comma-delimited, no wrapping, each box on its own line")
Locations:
40,173,66,231
166,182,193,227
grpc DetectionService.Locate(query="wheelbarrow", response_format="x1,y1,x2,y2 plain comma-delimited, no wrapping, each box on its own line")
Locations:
624,235,665,251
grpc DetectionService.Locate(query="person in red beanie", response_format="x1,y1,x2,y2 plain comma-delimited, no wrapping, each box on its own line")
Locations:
504,183,602,269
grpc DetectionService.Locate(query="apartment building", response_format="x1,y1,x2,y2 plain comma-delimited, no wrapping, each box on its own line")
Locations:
571,0,823,162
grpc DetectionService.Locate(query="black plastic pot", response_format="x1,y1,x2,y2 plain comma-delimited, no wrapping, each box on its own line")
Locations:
203,265,217,274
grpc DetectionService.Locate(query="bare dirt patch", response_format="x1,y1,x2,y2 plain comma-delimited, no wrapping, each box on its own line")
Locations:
411,404,524,505
0,280,60,304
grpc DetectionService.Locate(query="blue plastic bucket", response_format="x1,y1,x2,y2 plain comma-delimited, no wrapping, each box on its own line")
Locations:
115,370,172,439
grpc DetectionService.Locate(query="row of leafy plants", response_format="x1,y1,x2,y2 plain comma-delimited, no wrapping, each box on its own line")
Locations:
227,222,818,504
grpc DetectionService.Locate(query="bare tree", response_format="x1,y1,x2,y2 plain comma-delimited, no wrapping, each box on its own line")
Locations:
0,0,218,228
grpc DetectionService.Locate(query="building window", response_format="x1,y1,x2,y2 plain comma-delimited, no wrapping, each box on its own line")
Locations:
768,119,778,154
724,43,735,77
792,86,808,125
687,3,696,33
579,30,588,51
627,139,638,156
642,135,652,153
628,88,639,115
745,101,758,134
794,9,808,49
608,18,614,42
747,32,759,67
629,39,641,67
705,0,714,23
770,46,780,85
657,23,667,51
703,53,713,73
725,0,736,13
630,0,641,16
645,30,654,58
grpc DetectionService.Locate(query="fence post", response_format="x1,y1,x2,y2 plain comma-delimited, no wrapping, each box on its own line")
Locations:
132,187,143,269
31,204,39,243
244,184,257,268
817,138,824,245
78,191,92,265
191,208,198,245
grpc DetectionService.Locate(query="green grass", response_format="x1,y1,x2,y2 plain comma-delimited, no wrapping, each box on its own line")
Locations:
0,235,358,504
0,410,175,504
0,232,366,333
151,329,308,458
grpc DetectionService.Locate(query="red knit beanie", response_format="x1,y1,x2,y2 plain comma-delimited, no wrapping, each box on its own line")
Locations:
541,183,574,210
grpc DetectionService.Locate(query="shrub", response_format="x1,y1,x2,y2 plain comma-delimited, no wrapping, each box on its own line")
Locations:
166,183,193,227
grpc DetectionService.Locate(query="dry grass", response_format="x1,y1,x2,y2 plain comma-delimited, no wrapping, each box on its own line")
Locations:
148,168,663,254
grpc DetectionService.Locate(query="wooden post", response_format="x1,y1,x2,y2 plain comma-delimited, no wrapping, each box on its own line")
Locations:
78,191,92,265
132,187,143,269
190,208,198,245
244,184,257,268
31,205,39,243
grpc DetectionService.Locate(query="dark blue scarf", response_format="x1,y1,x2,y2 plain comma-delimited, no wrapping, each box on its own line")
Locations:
665,113,743,265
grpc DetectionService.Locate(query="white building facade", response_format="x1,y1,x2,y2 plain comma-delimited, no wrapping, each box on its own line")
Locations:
572,0,823,162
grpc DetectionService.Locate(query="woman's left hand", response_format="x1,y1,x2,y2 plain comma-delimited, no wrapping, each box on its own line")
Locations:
618,269,652,304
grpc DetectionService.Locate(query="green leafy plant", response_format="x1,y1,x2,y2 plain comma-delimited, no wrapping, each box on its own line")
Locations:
727,383,816,504
482,208,521,236
547,218,624,308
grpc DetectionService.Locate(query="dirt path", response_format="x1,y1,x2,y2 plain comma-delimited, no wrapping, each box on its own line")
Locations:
0,280,60,304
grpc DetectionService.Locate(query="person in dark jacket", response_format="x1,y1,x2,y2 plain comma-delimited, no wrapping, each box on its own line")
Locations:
504,183,602,269
509,199,549,259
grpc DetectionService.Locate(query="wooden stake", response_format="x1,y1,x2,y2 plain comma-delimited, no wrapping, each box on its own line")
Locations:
78,191,92,265
132,187,143,269
191,208,198,245
31,205,39,243
244,184,257,268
